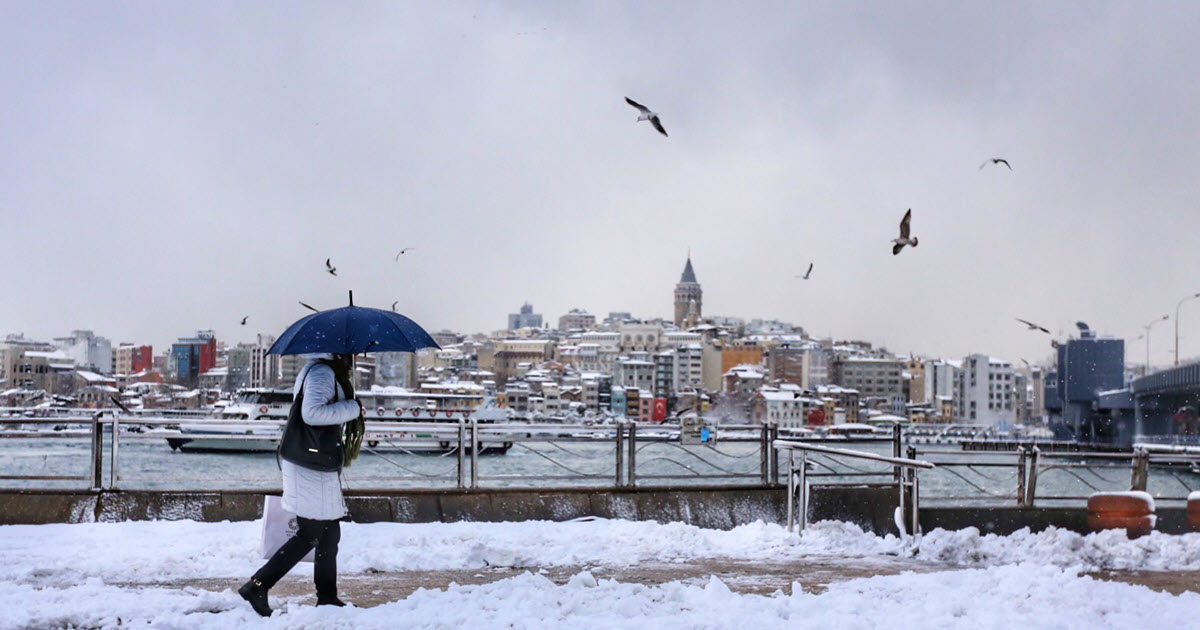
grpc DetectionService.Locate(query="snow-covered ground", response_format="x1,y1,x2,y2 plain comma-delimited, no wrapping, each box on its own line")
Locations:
3,519,1200,629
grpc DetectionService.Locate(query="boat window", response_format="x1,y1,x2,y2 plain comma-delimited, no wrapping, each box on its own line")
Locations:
257,392,294,405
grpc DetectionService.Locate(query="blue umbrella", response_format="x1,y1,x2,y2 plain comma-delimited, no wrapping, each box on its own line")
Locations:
267,292,439,355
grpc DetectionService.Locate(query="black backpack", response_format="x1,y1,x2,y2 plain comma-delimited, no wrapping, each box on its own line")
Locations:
277,361,345,472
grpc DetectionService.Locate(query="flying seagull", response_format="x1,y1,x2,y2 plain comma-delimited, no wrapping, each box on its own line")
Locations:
891,209,918,255
625,97,668,137
979,158,1011,170
1016,318,1051,334
325,258,337,276
299,301,319,313
240,316,248,326
394,247,415,261
391,301,398,312
795,263,813,280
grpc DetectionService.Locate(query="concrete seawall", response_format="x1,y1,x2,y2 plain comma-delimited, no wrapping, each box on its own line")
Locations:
1,486,1192,535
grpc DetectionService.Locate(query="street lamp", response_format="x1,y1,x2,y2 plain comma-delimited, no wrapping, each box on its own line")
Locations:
1175,292,1200,366
1144,314,1169,376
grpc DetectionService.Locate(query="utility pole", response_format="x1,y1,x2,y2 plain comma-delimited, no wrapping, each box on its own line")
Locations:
1144,314,1168,376
1175,292,1200,367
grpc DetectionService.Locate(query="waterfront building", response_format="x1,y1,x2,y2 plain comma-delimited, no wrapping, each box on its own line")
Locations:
815,384,860,424
673,257,703,328
431,330,461,348
492,339,554,385
354,354,377,391
6,349,74,393
610,385,626,415
701,340,724,391
653,352,674,398
721,343,765,375
1045,322,1126,442
661,330,703,350
1028,367,1046,420
507,302,543,331
753,386,822,428
558,309,596,331
277,354,305,387
635,390,654,422
619,323,663,354
54,330,112,375
579,373,604,411
578,331,620,372
168,331,216,387
723,365,765,397
923,360,958,412
747,319,802,336
224,344,255,390
617,358,655,392
0,334,55,384
602,312,634,330
199,367,229,391
954,354,1019,426
906,358,926,405
767,342,827,389
503,383,531,415
114,344,153,377
541,383,562,416
246,334,278,389
672,344,704,393
831,357,904,412
376,351,418,388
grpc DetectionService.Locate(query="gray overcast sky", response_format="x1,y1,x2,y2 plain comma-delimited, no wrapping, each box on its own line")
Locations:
3,1,1200,366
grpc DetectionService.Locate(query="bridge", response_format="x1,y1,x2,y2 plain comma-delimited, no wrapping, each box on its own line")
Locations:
1131,362,1200,442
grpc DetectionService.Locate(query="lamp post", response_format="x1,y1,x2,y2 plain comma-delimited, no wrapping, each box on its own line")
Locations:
1144,314,1169,376
1175,292,1200,366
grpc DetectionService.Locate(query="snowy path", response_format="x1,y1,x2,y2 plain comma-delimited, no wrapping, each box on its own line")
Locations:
3,519,1200,629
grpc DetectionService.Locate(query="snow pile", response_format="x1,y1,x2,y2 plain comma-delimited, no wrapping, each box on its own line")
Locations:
5,519,1200,588
918,526,1200,571
0,519,904,586
2,565,1198,630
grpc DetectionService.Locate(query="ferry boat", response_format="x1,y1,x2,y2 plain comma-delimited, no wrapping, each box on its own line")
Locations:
166,386,514,455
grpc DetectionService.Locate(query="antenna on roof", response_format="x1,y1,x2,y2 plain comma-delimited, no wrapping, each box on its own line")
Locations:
349,290,354,307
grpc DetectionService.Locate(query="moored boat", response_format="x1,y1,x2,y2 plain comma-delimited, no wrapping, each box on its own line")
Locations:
165,387,515,454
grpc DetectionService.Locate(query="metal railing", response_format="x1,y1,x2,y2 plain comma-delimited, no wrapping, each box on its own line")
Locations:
0,415,798,491
773,439,935,534
5,415,1198,504
915,446,1200,506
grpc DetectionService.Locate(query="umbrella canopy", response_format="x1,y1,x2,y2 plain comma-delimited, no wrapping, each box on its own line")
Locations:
267,294,439,355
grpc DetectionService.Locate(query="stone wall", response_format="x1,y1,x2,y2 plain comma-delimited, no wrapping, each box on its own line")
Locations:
1,486,1192,535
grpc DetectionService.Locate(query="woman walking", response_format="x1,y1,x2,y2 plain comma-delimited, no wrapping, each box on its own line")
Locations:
239,353,362,616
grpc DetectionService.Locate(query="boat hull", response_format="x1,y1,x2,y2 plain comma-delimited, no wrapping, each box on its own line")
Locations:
166,433,512,455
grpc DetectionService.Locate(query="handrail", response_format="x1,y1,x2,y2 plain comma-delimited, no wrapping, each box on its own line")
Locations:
773,439,934,534
5,416,1199,501
773,439,935,469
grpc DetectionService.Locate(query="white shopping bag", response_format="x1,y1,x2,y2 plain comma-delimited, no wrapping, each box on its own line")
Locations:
260,495,314,562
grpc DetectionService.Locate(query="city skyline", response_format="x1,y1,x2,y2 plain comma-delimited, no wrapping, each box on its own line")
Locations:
5,3,1200,363
0,250,1189,370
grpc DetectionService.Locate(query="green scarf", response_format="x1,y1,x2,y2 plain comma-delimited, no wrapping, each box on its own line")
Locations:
323,359,365,467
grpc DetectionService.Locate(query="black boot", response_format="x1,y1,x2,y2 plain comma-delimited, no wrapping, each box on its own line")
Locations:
314,519,344,608
242,524,322,617
238,578,272,617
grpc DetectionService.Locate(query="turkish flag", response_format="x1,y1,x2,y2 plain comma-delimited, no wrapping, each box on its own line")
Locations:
653,398,667,422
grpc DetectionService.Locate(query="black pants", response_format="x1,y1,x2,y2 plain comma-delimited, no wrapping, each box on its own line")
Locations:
251,517,340,599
